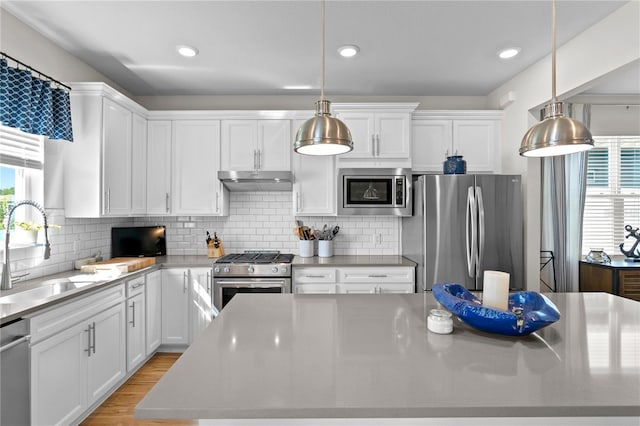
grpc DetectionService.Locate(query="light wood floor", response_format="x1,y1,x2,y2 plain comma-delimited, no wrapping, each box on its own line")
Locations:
81,352,195,425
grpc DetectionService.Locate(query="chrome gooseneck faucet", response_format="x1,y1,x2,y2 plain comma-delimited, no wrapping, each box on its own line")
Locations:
1,200,51,290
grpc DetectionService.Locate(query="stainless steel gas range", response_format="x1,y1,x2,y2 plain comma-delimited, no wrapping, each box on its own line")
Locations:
213,251,294,310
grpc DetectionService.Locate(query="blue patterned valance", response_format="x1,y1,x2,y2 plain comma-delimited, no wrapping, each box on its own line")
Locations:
0,57,73,142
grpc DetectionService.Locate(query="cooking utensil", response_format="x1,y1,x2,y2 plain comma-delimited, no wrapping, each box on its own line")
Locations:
329,226,340,240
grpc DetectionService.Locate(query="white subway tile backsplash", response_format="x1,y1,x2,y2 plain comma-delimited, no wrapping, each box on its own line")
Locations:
6,192,401,279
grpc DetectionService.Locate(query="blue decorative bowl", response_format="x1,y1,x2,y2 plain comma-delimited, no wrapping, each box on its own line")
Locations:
432,283,561,336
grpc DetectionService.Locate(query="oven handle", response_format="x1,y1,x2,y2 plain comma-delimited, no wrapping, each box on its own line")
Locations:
215,280,288,287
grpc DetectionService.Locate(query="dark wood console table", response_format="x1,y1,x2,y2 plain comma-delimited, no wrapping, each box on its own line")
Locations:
579,260,640,301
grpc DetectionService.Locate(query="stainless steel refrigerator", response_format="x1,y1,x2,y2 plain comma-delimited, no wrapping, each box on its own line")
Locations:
402,174,524,292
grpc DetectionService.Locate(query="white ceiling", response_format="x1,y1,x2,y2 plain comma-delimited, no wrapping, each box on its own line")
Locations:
2,0,637,97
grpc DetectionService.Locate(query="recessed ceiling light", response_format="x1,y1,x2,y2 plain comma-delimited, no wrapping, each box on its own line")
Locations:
177,45,199,57
338,45,360,58
498,47,521,59
284,85,313,90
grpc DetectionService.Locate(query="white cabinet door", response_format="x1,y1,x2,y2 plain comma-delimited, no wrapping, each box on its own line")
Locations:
377,283,415,294
452,120,498,173
30,324,87,426
338,267,414,283
221,120,291,171
172,120,222,215
145,270,162,355
335,112,375,158
221,120,257,170
126,292,146,371
258,120,291,171
376,112,411,158
102,97,132,216
294,283,338,294
131,113,148,215
86,303,126,406
147,121,172,215
161,269,190,345
292,120,336,216
189,267,214,343
335,111,410,159
411,119,452,172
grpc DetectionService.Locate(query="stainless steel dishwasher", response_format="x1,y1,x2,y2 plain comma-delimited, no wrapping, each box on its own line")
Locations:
1,318,30,425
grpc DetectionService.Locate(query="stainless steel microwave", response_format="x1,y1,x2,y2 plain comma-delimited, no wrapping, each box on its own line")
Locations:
338,168,412,216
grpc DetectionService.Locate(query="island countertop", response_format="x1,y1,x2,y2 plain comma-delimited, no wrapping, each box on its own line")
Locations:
135,292,640,423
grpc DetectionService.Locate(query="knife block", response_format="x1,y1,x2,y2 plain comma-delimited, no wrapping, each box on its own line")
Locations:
208,240,225,258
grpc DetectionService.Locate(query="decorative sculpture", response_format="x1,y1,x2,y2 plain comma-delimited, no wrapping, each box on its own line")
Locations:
619,224,640,260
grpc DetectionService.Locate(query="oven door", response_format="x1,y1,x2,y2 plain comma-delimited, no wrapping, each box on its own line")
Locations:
214,277,291,311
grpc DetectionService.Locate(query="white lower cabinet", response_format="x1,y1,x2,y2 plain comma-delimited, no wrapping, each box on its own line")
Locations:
161,269,190,345
29,285,126,426
293,266,415,294
145,270,162,355
126,277,146,372
189,267,214,342
161,267,214,346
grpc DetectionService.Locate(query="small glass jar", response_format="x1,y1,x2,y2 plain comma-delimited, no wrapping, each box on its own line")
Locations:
586,248,611,264
427,309,453,334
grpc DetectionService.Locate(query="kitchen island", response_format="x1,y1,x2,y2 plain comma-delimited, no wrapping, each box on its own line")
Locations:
135,292,640,425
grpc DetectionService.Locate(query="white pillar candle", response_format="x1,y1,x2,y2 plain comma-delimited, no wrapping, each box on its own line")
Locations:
482,270,510,311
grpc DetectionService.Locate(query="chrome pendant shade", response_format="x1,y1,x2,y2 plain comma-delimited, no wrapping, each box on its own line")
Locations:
294,100,353,155
519,0,593,157
294,0,353,156
520,102,594,157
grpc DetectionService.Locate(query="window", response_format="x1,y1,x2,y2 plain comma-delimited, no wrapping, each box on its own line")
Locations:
582,136,640,255
0,125,45,234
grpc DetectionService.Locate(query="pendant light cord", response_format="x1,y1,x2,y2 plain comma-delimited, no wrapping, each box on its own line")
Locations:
551,0,557,102
321,0,326,102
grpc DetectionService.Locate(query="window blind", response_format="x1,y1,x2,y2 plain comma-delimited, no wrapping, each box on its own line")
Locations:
583,136,640,255
0,125,44,170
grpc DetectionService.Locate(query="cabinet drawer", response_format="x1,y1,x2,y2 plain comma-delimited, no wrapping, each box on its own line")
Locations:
126,276,146,297
293,268,337,283
28,284,126,344
338,267,414,283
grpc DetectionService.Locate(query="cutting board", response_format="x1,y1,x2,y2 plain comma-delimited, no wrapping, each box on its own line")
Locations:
88,257,156,273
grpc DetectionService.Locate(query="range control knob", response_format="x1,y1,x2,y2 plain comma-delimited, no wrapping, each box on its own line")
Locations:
281,266,287,273
272,266,279,273
214,267,220,274
223,267,230,273
247,266,255,273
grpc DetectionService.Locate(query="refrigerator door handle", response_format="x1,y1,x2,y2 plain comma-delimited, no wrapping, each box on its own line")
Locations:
466,186,476,278
475,186,485,277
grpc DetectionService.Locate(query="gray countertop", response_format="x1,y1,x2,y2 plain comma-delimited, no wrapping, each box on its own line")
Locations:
135,292,640,421
0,255,415,324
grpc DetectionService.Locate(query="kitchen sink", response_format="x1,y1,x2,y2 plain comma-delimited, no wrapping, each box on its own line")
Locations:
0,278,96,305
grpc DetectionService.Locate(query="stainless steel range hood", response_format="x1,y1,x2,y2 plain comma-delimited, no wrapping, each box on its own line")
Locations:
218,171,293,191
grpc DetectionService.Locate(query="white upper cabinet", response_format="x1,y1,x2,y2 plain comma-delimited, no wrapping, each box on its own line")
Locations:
146,121,172,215
172,120,227,215
66,83,147,217
411,111,502,173
131,113,148,215
291,119,336,216
333,103,417,163
221,119,291,171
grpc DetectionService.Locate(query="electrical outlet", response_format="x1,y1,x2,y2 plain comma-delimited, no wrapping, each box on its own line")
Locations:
375,233,382,245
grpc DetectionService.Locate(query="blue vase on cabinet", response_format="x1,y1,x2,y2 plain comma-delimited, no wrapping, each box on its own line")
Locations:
443,155,466,174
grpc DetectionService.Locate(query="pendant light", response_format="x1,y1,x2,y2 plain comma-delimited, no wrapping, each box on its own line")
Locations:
519,0,593,157
294,0,353,156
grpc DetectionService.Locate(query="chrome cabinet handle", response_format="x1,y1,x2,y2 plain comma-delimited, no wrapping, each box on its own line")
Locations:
85,324,92,357
253,149,257,170
258,149,262,170
183,271,188,293
129,301,136,327
91,322,96,354
371,135,375,156
296,192,301,211
368,274,387,278
215,192,219,213
207,271,211,294
131,282,144,289
106,188,111,213
305,275,326,278
376,135,380,157
165,192,170,213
